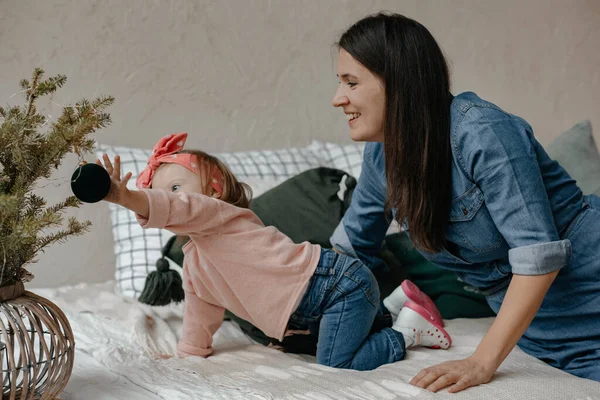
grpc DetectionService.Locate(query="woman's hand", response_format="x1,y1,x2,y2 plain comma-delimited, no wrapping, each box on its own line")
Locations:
410,356,495,393
96,153,133,206
410,270,560,393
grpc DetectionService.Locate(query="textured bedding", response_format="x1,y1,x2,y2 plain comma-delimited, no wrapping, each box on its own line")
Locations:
37,282,600,400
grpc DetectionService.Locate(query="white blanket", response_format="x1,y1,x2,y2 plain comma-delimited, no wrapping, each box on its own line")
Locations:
36,282,600,400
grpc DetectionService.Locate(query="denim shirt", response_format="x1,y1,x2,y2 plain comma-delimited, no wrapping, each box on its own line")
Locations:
331,92,583,295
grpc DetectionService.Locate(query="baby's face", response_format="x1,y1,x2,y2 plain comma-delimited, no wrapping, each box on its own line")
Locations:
152,163,209,195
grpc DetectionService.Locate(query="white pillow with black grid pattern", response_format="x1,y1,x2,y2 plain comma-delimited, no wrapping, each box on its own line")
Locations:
308,140,365,179
96,143,324,299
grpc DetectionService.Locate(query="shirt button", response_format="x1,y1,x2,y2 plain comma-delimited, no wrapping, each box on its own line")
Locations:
462,208,469,215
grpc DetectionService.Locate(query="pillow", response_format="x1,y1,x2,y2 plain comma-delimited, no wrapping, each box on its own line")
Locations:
250,167,356,248
308,140,365,179
308,140,405,236
96,143,323,298
546,120,600,196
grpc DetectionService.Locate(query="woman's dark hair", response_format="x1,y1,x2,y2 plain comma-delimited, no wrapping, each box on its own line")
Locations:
336,12,453,253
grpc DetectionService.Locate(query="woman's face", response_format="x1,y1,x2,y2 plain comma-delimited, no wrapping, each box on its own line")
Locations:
332,48,385,142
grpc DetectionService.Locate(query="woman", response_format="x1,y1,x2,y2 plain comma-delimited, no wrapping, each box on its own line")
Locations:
330,12,600,393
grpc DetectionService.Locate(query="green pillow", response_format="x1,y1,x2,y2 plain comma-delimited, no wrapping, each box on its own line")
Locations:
249,167,354,248
546,120,600,196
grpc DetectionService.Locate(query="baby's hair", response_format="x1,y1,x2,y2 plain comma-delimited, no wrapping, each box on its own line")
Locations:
179,150,253,209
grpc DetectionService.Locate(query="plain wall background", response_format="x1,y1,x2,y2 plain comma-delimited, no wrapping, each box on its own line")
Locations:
1,0,599,288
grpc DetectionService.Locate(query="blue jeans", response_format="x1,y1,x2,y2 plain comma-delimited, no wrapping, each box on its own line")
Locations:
288,249,406,370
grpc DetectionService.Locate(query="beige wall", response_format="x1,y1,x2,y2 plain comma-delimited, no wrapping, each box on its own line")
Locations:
1,0,599,288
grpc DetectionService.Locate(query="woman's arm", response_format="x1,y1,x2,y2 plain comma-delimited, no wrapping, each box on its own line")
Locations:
471,270,558,371
330,143,391,270
411,270,559,392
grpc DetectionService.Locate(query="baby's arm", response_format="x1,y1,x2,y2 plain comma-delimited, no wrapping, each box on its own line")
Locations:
97,154,150,218
137,189,224,236
122,190,150,219
178,288,225,358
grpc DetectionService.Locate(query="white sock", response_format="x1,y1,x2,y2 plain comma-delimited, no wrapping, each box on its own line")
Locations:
393,328,415,348
383,285,409,322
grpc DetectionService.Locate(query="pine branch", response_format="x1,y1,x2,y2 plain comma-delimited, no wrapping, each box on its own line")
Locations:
34,217,91,256
0,105,44,194
0,69,113,287
0,234,33,287
35,74,67,96
0,194,19,209
24,68,43,118
1,231,37,276
21,196,82,233
0,194,21,226
17,94,115,191
21,211,62,232
46,196,81,214
23,194,46,219
4,70,114,197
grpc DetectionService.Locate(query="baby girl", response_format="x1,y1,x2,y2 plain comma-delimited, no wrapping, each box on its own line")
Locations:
97,132,451,370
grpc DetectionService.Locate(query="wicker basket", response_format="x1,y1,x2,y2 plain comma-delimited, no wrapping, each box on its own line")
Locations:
0,281,75,399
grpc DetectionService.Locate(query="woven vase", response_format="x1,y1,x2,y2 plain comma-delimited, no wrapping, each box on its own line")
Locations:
0,281,75,399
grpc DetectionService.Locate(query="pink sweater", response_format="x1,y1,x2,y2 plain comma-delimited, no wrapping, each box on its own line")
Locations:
136,189,321,358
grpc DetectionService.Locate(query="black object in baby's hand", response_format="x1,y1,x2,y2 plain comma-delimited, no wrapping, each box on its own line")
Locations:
70,162,111,203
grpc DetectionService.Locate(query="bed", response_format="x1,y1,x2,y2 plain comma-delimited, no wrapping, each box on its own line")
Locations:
39,281,600,400
41,130,600,399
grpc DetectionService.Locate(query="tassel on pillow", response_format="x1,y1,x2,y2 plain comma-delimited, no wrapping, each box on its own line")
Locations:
139,236,185,306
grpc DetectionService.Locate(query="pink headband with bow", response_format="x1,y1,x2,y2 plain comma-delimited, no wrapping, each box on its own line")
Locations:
136,132,223,194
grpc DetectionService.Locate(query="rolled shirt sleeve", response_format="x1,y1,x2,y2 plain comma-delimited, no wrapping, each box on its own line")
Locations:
458,107,570,275
508,241,571,275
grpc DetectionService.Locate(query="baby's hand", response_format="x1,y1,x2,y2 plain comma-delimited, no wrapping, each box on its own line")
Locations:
96,154,133,206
